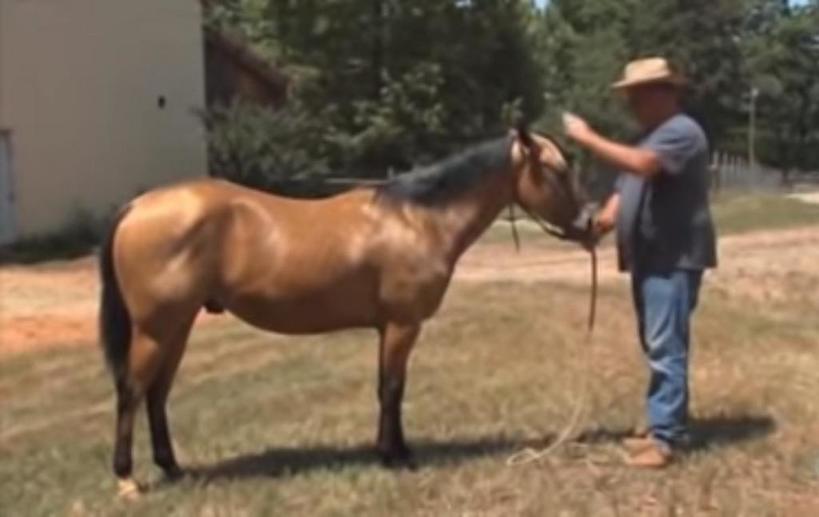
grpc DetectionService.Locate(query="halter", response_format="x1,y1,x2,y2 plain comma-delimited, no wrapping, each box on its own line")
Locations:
509,134,599,333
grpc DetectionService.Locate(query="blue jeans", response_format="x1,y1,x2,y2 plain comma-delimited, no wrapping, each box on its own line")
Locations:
631,268,703,447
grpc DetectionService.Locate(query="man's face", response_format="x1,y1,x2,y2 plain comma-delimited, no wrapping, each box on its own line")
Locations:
625,83,679,129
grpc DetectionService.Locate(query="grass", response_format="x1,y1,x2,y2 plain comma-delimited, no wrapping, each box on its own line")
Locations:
2,280,819,516
712,193,819,235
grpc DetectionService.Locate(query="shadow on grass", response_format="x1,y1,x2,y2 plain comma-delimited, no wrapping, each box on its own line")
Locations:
185,435,554,482
575,413,776,451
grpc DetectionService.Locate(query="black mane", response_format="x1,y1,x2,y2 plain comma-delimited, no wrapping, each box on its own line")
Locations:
376,137,512,206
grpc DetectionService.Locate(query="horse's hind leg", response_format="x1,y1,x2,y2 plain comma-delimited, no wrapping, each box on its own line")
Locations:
114,331,165,498
146,316,195,480
113,382,140,498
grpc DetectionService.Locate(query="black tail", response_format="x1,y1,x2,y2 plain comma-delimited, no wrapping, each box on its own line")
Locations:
99,205,133,386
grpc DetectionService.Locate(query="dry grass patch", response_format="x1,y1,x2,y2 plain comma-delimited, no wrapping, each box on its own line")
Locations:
2,278,818,516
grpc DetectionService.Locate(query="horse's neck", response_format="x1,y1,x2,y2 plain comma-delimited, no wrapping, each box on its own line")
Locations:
435,172,514,262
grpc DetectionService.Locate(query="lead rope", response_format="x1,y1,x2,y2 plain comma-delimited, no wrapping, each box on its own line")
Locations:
509,204,521,253
505,233,598,467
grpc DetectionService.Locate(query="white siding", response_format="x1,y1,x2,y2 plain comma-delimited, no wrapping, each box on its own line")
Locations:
0,0,207,237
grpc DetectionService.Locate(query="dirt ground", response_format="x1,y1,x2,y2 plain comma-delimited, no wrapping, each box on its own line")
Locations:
0,258,224,356
459,225,819,302
789,191,819,205
2,225,818,357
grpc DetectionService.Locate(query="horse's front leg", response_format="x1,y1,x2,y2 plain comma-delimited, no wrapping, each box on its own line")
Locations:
376,322,421,468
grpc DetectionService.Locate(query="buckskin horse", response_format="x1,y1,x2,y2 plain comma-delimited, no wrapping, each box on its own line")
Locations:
99,127,593,497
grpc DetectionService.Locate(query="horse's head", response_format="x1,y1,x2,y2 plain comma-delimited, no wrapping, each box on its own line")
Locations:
510,125,596,244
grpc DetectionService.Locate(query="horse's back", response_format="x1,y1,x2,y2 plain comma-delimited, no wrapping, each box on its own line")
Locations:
112,179,388,330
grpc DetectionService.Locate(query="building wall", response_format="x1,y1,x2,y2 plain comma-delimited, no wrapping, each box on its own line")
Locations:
0,0,207,238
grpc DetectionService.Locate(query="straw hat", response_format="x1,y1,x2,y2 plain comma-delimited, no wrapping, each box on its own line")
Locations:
611,57,687,89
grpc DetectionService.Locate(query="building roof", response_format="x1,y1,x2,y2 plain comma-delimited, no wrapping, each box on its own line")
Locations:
199,0,288,103
203,27,289,99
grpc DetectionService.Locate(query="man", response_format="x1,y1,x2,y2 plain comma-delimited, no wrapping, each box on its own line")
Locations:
563,57,717,468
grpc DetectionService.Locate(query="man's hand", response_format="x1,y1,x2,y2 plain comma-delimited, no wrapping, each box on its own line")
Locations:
562,112,595,144
594,210,616,236
594,193,620,238
562,112,662,178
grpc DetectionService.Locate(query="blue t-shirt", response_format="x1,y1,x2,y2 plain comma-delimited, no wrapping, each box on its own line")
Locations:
616,113,717,272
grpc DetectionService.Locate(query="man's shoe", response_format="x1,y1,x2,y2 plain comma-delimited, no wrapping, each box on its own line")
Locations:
622,434,656,453
632,423,650,438
624,440,673,469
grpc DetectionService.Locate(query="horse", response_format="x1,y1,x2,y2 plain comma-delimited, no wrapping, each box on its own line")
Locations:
98,126,593,497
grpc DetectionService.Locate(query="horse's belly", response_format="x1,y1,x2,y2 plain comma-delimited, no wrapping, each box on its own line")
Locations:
226,293,379,335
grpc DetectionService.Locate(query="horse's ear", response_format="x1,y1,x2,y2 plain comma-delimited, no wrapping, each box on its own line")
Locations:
515,122,535,150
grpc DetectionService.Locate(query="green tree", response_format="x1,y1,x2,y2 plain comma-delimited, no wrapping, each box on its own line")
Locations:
746,1,819,177
203,0,818,193
537,0,634,138
626,0,750,144
255,0,547,175
202,100,335,194
534,0,642,195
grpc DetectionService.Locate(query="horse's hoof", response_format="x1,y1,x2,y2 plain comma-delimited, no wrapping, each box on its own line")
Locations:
379,450,418,470
117,478,144,500
163,466,186,482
